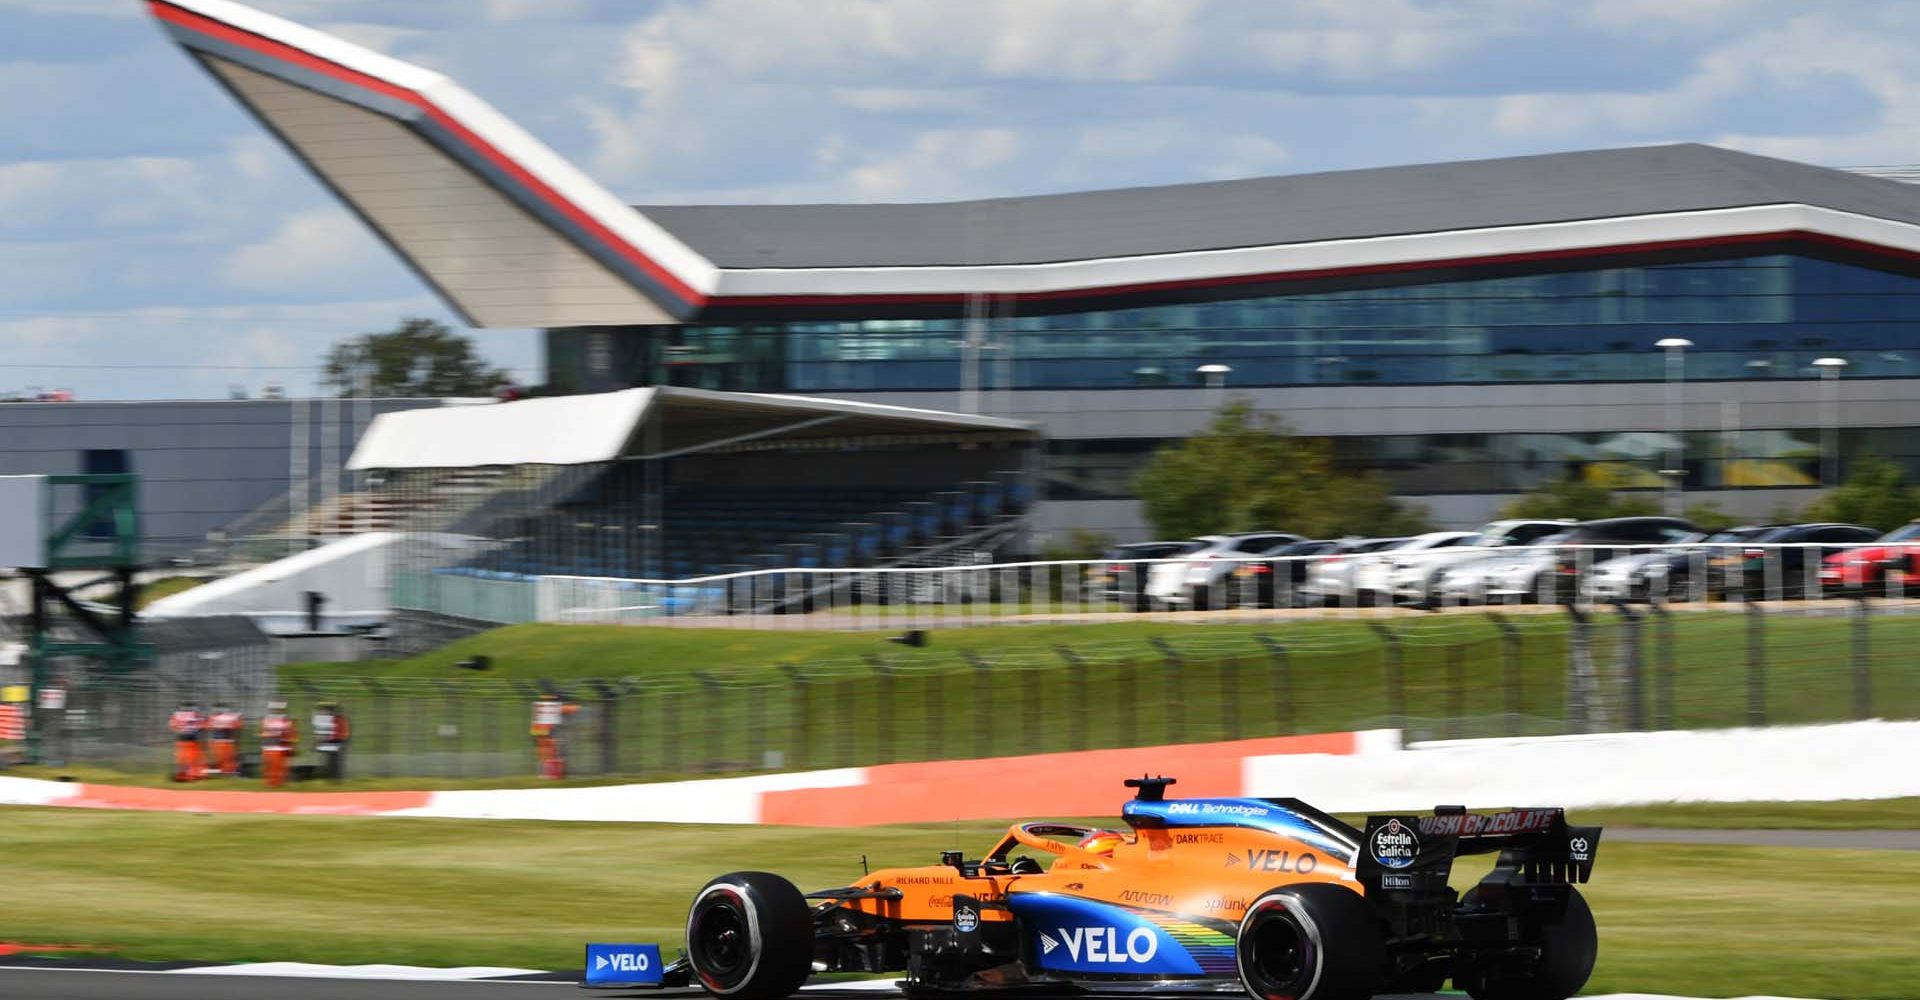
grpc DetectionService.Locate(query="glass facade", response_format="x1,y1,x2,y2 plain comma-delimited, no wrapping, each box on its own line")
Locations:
549,254,1920,392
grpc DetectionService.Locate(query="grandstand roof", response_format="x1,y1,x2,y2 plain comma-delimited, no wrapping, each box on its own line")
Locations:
153,0,1920,326
346,387,1035,471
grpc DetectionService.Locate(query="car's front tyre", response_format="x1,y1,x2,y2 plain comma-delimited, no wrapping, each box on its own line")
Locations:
1236,883,1383,1000
686,871,813,1000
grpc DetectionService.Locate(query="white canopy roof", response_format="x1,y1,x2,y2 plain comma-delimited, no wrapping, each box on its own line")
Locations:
347,387,1034,471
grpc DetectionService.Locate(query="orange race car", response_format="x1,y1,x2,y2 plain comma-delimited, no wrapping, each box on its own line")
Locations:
666,777,1601,1000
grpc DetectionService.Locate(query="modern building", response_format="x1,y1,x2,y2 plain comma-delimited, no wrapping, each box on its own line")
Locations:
150,0,1920,537
0,398,445,562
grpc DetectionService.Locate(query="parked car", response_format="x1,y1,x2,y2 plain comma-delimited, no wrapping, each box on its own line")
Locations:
1299,536,1413,606
1433,532,1574,605
1546,517,1699,600
1145,531,1304,609
1085,540,1207,611
1229,538,1347,608
1384,519,1572,606
1352,531,1479,604
1820,520,1920,592
1705,523,1880,598
1582,525,1779,603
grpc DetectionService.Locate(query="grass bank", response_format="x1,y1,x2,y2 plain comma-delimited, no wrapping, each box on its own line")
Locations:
2,805,1917,997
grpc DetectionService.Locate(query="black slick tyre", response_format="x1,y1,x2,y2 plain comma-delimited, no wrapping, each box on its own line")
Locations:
686,871,813,1000
1458,887,1597,1000
1236,883,1384,1000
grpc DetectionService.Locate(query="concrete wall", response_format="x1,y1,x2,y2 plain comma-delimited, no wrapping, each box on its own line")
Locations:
0,399,444,562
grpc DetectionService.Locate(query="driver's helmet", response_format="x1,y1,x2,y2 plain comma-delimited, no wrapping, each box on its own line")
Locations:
1078,830,1127,856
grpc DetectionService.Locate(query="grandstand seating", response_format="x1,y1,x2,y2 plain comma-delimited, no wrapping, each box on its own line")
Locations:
443,470,1030,584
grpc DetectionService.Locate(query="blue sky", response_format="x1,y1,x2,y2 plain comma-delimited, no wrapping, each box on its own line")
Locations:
3,0,1918,399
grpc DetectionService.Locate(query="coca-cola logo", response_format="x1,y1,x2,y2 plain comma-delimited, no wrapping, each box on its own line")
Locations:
1369,818,1420,870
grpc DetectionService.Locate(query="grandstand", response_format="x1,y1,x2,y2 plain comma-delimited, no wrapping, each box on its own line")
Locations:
345,387,1038,628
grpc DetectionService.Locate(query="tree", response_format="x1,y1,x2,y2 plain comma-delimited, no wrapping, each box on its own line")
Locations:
1496,467,1660,522
322,318,509,397
1133,399,1433,539
1682,501,1741,533
1800,455,1920,532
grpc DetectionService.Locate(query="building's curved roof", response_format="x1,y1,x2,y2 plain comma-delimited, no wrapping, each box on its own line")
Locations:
152,0,1920,326
640,144,1920,270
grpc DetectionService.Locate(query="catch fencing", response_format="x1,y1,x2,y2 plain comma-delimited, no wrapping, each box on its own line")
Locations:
30,599,1920,782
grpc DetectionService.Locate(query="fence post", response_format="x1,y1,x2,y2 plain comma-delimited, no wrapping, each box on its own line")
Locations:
1613,601,1646,731
925,664,946,761
1366,623,1404,732
780,665,808,771
1148,637,1184,744
1055,645,1088,750
1852,595,1872,720
748,681,768,770
1023,664,1042,755
481,682,502,777
1746,601,1766,727
1445,644,1466,740
437,680,462,779
360,677,388,778
1254,635,1293,736
1486,613,1521,737
697,672,726,773
1563,604,1595,734
511,680,539,777
591,679,618,776
1647,600,1674,730
865,655,894,764
1119,656,1138,747
660,681,682,776
962,651,992,758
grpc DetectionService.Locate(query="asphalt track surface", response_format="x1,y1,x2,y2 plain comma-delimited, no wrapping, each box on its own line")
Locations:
1609,827,1920,850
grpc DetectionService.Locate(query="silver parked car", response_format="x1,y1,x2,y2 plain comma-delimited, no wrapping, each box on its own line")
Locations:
1146,531,1304,609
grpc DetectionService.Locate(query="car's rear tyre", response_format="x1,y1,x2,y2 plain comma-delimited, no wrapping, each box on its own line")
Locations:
686,871,812,999
1237,883,1383,1000
1457,887,1596,1000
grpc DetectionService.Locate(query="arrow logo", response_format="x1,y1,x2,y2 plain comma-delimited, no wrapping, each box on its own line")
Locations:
1225,852,1241,868
1040,933,1058,955
595,956,609,971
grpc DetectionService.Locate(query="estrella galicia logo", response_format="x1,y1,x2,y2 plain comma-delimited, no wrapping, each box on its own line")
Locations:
954,904,980,933
1369,818,1420,870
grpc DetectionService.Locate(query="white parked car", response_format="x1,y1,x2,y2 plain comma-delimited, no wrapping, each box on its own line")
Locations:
1432,532,1575,605
1352,531,1480,604
1299,536,1413,606
1145,531,1303,609
1385,519,1572,606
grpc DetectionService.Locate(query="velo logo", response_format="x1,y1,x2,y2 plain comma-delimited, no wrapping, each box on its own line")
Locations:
1038,926,1158,965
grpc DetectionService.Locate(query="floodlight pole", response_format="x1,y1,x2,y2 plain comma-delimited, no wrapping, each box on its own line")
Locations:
1656,339,1692,516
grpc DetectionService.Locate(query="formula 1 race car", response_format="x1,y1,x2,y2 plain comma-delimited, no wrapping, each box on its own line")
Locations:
674,777,1601,1000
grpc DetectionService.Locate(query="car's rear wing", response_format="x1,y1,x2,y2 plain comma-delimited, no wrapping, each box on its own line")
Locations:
1353,806,1601,896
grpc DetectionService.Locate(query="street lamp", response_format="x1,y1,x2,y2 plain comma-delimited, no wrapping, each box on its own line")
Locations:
1195,364,1232,389
1813,357,1849,488
1655,338,1693,516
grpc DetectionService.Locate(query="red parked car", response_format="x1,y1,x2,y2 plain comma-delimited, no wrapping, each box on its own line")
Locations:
1820,521,1920,592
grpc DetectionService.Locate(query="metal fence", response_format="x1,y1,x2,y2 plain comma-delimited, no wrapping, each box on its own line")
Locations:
528,541,1920,629
28,596,1920,782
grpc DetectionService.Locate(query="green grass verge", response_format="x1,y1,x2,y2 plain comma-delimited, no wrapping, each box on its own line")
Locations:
134,576,203,610
3,805,1918,997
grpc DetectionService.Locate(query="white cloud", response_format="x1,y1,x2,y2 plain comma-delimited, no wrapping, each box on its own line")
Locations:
845,128,1022,200
220,209,393,293
312,21,426,55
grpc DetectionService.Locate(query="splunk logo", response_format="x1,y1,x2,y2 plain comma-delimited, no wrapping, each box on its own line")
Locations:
1038,926,1159,965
